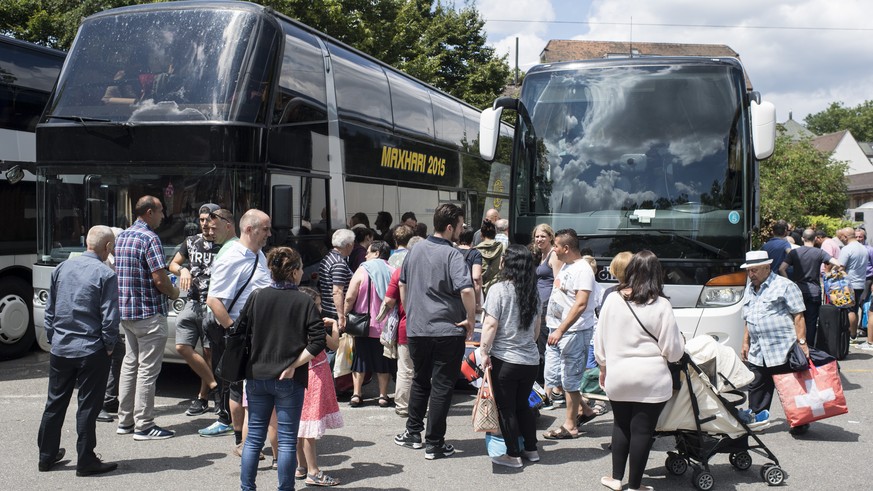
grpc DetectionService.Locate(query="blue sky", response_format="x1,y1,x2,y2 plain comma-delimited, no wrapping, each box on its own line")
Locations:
476,0,873,125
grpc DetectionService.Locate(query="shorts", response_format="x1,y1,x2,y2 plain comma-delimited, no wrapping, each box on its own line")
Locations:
544,328,592,391
853,288,865,310
174,301,210,349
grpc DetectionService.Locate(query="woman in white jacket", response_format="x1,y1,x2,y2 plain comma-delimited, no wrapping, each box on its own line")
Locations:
595,250,685,491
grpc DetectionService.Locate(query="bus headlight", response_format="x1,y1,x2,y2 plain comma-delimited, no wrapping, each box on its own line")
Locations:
696,271,746,308
34,289,49,307
172,299,186,312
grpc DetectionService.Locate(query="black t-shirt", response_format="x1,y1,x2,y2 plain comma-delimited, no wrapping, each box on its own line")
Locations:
178,234,222,302
784,245,832,298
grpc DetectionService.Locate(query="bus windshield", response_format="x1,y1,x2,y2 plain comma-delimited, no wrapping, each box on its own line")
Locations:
515,63,748,260
46,7,266,123
36,165,263,265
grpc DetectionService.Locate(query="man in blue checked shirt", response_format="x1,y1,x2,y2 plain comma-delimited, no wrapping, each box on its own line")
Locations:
740,250,808,434
115,196,180,441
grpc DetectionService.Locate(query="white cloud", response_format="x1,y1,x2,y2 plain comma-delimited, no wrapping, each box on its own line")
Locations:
485,0,873,121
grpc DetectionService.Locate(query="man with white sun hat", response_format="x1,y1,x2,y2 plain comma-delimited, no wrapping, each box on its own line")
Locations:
740,249,808,433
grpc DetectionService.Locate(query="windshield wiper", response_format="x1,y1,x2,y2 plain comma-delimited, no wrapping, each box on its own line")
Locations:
46,115,112,123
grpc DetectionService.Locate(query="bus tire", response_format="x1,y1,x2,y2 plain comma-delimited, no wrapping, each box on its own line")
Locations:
0,277,35,360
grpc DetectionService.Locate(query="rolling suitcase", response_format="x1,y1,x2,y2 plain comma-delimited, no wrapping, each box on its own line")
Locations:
816,303,850,360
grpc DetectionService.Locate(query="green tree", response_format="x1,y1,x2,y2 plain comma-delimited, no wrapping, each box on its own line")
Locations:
805,100,873,142
760,135,849,231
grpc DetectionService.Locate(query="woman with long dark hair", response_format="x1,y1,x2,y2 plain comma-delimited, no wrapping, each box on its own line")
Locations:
594,250,684,491
479,244,542,468
239,247,326,491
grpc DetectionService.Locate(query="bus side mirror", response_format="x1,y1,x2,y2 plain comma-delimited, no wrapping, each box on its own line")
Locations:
271,185,293,230
479,106,503,161
750,99,776,160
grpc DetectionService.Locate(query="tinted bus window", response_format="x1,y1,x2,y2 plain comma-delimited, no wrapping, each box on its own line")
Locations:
431,94,465,148
386,71,433,140
0,38,63,132
462,106,481,149
46,8,262,123
327,43,391,128
273,24,327,125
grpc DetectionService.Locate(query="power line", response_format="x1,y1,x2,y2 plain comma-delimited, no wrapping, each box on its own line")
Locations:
483,18,873,32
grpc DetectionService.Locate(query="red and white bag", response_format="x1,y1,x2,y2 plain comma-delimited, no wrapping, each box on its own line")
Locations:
773,360,848,427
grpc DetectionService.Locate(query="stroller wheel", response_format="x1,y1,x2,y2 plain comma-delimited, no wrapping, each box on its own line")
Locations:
666,453,688,476
692,469,715,491
729,451,752,471
763,465,785,486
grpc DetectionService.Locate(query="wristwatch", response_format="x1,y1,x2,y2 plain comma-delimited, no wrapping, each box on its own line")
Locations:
798,338,807,345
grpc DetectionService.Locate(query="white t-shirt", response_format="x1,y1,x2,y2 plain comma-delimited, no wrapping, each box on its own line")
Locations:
546,259,596,331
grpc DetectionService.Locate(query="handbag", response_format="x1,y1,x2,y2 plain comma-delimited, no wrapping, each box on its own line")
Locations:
624,300,683,390
216,289,260,383
204,254,259,342
346,277,371,337
787,340,810,372
773,359,848,427
472,366,500,432
380,305,399,346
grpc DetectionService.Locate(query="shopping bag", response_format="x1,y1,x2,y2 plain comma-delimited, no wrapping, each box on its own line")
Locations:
380,307,399,346
484,432,525,458
472,366,500,432
332,333,354,379
773,360,848,427
823,270,854,308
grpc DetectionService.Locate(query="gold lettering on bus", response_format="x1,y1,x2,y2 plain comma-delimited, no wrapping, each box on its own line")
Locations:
380,145,445,176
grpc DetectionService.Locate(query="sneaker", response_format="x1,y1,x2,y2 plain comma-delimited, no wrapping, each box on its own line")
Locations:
394,430,423,449
749,410,770,432
186,398,210,416
522,450,540,462
755,409,770,423
737,408,755,424
116,424,134,435
491,454,523,468
198,421,234,437
544,391,565,410
858,342,873,351
133,425,175,441
96,409,114,423
425,443,455,460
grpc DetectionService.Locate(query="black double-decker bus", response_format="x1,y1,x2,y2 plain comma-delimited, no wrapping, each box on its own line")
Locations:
33,0,512,359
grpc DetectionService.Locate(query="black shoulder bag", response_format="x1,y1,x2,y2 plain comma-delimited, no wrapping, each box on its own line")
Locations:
213,255,260,382
624,299,684,390
345,276,371,337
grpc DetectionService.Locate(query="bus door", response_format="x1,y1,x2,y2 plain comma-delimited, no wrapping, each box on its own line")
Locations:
268,172,331,284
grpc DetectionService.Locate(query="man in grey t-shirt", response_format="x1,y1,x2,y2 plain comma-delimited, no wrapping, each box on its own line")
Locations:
838,227,869,338
395,203,475,460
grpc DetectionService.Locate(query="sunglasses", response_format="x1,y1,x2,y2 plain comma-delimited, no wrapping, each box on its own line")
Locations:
209,212,232,224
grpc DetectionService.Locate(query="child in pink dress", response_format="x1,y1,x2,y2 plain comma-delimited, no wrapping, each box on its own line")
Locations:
296,287,343,486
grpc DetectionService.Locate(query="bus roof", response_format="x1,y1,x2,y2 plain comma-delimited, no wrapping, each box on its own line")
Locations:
82,0,487,114
527,56,745,74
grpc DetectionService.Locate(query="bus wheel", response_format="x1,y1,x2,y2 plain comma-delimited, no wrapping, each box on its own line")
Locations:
0,277,35,360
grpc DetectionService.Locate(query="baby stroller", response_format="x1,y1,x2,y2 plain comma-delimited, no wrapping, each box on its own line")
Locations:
655,336,785,490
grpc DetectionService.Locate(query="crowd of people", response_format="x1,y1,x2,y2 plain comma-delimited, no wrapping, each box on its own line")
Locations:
45,199,861,490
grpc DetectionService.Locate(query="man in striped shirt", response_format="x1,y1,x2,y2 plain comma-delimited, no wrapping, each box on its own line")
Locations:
318,229,354,330
115,196,179,441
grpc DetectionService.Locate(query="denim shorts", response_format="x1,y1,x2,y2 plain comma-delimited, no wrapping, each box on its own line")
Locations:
174,301,210,349
544,328,592,391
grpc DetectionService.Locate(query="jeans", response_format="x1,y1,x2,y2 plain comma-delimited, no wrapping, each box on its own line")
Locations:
104,337,125,411
241,378,305,491
544,328,591,391
38,351,110,468
118,315,167,431
406,336,465,446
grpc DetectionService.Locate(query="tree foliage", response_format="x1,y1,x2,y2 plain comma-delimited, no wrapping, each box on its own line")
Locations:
805,100,873,142
760,135,849,231
1,0,511,108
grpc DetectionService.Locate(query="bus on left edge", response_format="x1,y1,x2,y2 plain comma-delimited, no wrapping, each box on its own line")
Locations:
0,35,64,359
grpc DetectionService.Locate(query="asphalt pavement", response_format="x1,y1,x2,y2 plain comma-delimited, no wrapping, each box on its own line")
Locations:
3,346,872,490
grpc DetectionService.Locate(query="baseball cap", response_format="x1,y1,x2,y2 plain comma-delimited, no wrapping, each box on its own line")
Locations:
199,203,220,215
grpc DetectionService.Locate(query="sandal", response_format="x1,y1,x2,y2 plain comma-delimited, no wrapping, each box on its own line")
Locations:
542,426,580,440
349,394,362,407
295,466,306,479
576,411,598,427
305,471,340,487
592,403,609,416
378,395,391,408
